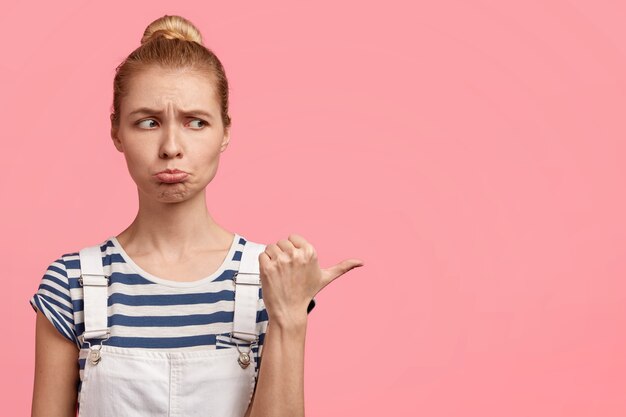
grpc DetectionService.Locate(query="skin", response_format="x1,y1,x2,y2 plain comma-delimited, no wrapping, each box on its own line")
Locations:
31,310,80,416
31,64,364,417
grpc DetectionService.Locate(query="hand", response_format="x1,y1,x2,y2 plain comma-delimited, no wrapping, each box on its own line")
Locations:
258,233,364,326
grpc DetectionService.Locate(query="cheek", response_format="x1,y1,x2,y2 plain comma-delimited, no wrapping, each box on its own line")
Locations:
122,144,153,176
189,140,222,162
192,147,222,181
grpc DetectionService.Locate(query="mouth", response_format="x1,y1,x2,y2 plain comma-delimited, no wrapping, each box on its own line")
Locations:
154,171,189,183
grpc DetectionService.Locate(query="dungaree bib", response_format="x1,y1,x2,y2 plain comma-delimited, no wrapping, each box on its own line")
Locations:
75,240,266,417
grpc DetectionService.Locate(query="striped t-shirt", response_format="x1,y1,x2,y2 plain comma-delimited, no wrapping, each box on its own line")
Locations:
29,233,269,395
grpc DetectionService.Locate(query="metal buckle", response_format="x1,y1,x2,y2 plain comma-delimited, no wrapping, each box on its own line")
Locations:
79,329,111,345
79,330,111,365
232,271,261,286
78,273,110,286
228,332,259,369
228,331,259,344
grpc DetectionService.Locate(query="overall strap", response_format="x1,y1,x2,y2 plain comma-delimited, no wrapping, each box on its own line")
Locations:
232,240,265,342
78,245,110,343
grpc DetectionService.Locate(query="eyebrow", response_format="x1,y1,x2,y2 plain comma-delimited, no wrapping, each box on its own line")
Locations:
128,107,214,120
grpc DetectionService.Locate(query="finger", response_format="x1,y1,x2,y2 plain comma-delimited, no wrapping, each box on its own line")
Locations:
258,251,271,264
263,243,281,259
322,258,365,284
287,233,309,249
275,238,296,254
288,234,316,258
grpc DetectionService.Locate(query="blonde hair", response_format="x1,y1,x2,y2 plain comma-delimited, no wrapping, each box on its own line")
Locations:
111,15,231,130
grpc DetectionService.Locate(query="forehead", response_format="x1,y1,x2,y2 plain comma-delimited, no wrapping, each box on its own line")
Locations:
121,66,219,114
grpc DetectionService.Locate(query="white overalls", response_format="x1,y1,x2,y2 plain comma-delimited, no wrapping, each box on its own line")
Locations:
75,240,266,417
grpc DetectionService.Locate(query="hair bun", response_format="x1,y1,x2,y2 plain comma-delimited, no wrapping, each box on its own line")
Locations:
141,15,203,45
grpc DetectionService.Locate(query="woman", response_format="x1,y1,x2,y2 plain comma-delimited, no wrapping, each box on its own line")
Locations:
30,14,363,417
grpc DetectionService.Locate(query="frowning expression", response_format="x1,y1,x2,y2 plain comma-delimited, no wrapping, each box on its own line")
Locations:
111,65,230,203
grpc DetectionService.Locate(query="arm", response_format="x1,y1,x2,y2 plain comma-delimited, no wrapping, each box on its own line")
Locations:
31,309,80,417
244,233,363,417
246,315,307,417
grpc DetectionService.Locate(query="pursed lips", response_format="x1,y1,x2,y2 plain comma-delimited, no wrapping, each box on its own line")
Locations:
154,169,189,183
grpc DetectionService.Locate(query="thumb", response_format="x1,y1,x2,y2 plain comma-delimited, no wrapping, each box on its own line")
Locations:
321,258,365,286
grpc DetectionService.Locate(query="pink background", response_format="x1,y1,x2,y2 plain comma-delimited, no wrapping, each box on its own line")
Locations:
2,0,626,415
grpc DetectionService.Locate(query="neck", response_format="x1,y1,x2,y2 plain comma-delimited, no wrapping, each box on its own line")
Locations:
115,187,233,257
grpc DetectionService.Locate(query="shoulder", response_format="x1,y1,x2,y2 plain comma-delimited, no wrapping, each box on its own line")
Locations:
60,237,116,277
32,237,111,299
30,252,81,347
236,236,267,267
238,235,267,250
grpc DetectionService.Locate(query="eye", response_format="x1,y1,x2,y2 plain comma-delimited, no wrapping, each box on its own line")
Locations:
187,119,208,129
137,119,159,129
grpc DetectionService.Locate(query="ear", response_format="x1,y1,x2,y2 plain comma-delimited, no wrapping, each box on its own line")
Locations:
219,127,230,153
110,115,123,153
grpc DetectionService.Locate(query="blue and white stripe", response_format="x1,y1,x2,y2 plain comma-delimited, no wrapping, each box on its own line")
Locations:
30,234,269,393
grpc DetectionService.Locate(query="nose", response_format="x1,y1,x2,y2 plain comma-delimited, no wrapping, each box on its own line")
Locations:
159,124,183,159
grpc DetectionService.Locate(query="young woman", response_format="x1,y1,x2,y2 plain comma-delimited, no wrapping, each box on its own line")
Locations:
30,14,363,417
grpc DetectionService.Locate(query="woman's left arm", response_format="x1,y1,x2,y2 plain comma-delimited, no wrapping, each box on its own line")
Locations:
244,309,307,417
244,233,364,417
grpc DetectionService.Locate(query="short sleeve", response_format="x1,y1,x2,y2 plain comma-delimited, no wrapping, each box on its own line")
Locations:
29,256,79,347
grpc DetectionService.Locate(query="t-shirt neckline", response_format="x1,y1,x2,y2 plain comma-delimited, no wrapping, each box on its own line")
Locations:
107,233,240,288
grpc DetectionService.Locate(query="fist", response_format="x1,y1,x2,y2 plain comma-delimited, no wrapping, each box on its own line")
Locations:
258,233,364,325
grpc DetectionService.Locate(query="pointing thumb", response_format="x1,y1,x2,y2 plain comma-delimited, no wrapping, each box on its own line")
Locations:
322,258,365,286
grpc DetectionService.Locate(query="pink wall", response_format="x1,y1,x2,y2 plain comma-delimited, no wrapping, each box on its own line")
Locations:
3,0,626,415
